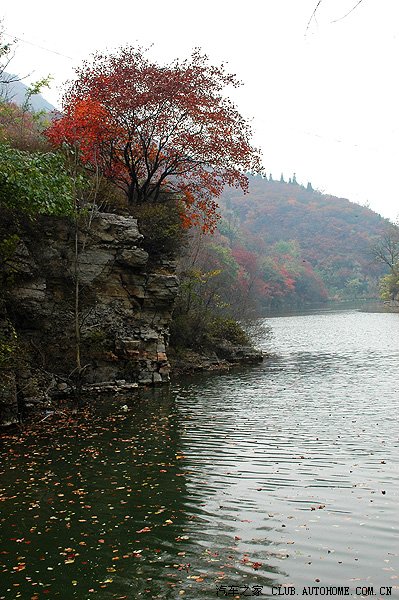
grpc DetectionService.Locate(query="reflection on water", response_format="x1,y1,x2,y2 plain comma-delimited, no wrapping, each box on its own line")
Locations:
1,309,399,598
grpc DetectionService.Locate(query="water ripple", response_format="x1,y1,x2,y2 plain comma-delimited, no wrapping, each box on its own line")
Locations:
174,310,399,590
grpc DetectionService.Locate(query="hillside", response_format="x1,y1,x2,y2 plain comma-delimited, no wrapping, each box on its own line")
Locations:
205,176,390,308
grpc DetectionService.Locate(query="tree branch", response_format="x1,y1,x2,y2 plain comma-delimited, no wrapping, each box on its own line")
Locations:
306,0,323,34
306,0,365,33
331,0,365,23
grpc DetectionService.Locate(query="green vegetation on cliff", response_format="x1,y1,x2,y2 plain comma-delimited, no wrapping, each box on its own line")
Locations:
0,142,74,216
0,37,263,427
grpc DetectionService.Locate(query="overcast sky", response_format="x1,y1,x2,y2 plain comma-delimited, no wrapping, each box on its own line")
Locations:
2,0,399,222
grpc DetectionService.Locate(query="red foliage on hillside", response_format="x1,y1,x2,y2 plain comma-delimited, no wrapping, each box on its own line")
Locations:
215,176,388,306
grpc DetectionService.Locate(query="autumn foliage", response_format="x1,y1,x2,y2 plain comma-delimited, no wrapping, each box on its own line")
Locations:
218,175,389,304
46,47,262,231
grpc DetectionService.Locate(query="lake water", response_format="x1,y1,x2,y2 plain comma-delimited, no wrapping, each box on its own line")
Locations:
1,309,399,599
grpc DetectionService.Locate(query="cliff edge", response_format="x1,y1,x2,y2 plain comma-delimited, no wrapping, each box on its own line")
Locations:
0,212,179,425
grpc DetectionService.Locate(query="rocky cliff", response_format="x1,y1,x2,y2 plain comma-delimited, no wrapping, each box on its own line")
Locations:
0,212,179,426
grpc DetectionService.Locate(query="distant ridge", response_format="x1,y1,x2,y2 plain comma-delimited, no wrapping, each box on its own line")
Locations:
0,72,55,112
219,175,388,300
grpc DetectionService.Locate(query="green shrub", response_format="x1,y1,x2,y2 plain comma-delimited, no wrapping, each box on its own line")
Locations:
95,178,128,214
169,312,204,349
169,313,250,351
207,317,250,346
0,142,75,216
132,201,187,259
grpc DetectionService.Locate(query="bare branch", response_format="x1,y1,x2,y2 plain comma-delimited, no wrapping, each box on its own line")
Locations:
371,226,399,271
306,0,323,34
306,0,366,33
331,0,365,23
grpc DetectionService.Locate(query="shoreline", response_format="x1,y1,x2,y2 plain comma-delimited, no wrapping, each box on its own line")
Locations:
168,343,264,377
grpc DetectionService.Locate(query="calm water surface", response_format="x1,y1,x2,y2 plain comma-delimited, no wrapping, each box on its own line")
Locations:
1,309,399,599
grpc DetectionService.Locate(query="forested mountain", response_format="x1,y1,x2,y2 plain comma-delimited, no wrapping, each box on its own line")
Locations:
190,175,390,312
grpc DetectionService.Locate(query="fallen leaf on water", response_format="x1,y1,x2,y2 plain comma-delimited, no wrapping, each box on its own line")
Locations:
136,527,151,533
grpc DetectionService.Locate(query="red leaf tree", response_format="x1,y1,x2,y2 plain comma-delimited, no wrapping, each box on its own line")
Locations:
46,47,262,231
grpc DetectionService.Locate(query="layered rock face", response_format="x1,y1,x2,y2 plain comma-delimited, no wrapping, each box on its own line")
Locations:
0,212,179,426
